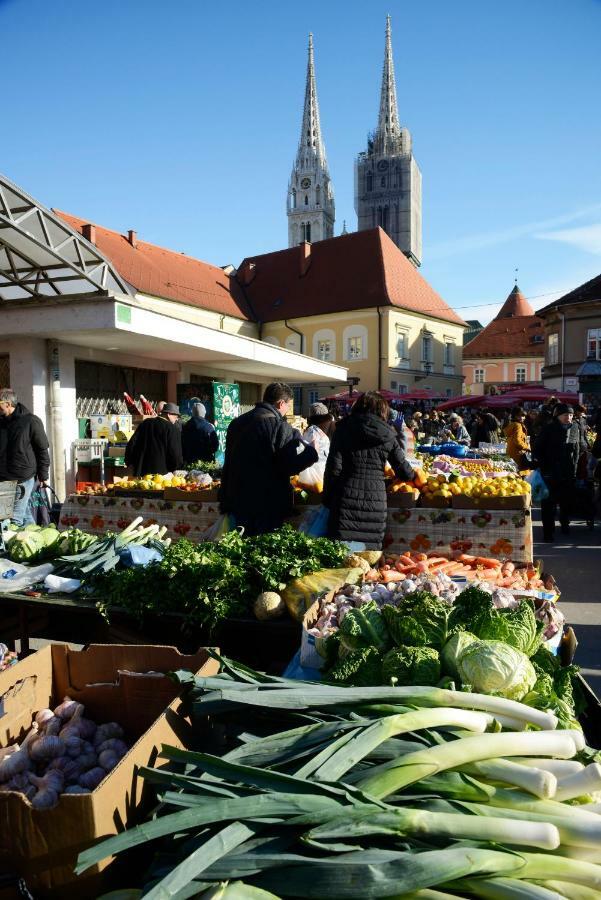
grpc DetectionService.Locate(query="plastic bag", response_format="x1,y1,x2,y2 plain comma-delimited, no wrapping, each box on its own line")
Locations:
200,512,236,542
282,567,364,622
298,504,329,537
525,469,549,502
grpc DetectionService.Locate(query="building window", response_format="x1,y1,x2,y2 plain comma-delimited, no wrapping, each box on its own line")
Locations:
348,336,364,360
317,340,332,361
397,384,408,394
291,189,296,209
366,173,373,191
304,195,308,205
446,388,453,398
395,326,408,362
390,380,397,391
516,366,527,383
547,333,559,365
444,342,454,367
588,328,601,360
381,177,386,187
421,335,432,364
475,368,485,383
308,389,320,406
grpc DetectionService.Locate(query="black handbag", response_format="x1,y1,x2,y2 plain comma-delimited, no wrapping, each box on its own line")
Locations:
30,483,62,526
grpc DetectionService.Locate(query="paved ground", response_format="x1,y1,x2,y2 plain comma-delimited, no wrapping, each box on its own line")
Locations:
533,507,601,697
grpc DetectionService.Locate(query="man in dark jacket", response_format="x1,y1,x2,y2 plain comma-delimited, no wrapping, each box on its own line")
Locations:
0,389,50,525
182,402,219,464
534,403,579,541
323,391,415,549
125,403,183,476
219,382,318,536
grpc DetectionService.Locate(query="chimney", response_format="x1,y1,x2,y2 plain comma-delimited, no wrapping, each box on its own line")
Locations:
82,223,96,244
299,241,311,277
237,261,256,286
127,229,137,248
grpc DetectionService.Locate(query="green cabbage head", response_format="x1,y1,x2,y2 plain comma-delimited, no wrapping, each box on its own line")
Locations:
457,639,537,701
441,631,478,680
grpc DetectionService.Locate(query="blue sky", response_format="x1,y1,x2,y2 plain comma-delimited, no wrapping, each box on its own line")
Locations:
2,0,600,323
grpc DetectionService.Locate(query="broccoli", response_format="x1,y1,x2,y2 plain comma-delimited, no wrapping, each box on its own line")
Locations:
382,646,441,687
337,601,390,653
326,646,383,687
382,591,451,650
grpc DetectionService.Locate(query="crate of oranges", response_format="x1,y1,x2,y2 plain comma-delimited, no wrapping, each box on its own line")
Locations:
450,475,531,510
418,474,460,507
387,480,420,507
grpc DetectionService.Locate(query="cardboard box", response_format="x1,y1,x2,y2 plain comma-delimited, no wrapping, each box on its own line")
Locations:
0,643,218,897
419,496,451,508
386,489,419,508
300,596,327,669
451,494,529,510
163,487,219,503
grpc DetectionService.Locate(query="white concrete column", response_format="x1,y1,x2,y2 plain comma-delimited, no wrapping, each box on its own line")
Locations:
55,344,78,497
530,361,536,380
8,337,48,426
503,362,509,381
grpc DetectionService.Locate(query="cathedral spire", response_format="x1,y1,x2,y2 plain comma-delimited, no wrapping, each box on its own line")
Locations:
287,33,335,247
296,33,328,171
375,15,402,155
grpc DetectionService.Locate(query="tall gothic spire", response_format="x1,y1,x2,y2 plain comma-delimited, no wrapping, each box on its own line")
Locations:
296,33,328,171
375,15,402,155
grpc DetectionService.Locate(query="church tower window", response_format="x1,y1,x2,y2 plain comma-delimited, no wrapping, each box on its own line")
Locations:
305,195,308,205
367,173,373,191
291,189,297,209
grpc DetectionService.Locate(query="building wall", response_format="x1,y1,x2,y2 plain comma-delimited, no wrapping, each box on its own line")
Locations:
540,301,601,388
463,357,544,395
262,307,464,412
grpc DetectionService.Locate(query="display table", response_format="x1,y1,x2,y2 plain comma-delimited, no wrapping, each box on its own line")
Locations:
385,504,533,563
59,494,221,541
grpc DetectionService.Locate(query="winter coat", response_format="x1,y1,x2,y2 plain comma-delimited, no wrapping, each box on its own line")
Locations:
574,416,589,454
504,422,530,467
218,402,318,536
323,412,414,550
533,420,579,484
471,414,500,446
182,416,219,464
0,403,50,483
124,416,183,476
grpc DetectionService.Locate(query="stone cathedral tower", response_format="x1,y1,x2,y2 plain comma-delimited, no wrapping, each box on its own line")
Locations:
355,16,422,266
287,34,335,247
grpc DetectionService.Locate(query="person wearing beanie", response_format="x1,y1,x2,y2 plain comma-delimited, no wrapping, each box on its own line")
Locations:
306,402,336,441
182,402,219,464
533,403,579,541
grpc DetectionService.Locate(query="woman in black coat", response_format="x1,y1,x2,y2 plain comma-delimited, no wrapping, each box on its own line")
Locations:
323,392,415,549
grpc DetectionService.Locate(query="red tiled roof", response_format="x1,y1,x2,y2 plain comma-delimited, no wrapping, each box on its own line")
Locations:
496,285,535,318
463,315,544,358
54,210,251,320
240,228,466,326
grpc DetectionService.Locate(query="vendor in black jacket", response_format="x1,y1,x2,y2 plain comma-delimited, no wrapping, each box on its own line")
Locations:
0,388,50,525
323,391,415,550
533,403,579,542
125,403,183,476
218,382,318,536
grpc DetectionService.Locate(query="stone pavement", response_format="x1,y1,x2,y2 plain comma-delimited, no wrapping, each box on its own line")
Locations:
533,507,601,697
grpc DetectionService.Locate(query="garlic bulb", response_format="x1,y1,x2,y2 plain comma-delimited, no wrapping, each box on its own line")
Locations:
63,785,90,794
96,738,128,758
0,745,19,762
78,751,98,773
78,767,106,790
98,750,120,772
53,697,84,721
29,770,64,810
48,756,83,784
34,709,54,728
59,708,96,742
63,735,84,758
93,723,124,747
0,772,36,800
30,735,65,762
0,723,38,782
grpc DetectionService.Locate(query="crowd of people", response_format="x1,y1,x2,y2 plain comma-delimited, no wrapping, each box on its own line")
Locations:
1,381,599,546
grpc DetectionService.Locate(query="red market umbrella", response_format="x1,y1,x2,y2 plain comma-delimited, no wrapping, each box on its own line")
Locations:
436,394,484,411
322,390,363,402
480,390,578,408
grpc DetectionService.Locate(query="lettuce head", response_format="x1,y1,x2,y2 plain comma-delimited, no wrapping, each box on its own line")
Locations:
457,639,537,701
382,591,451,650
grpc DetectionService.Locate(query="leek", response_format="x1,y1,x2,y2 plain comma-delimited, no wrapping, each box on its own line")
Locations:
513,759,585,778
457,878,564,899
358,731,580,799
457,758,558,799
540,883,601,900
554,764,601,802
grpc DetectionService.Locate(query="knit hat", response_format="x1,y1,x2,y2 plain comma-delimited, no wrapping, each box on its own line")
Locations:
192,402,206,418
309,402,329,416
553,403,573,417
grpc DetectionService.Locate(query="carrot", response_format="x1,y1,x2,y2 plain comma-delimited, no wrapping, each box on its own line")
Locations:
398,555,414,566
475,557,502,569
380,570,404,583
364,569,380,581
413,552,428,562
457,554,477,563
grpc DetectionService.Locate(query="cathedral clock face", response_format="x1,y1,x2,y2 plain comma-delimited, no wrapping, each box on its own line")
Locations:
300,177,311,189
377,160,389,172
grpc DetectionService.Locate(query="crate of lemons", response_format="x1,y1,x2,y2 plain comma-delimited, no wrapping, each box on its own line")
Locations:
390,470,531,510
110,472,188,493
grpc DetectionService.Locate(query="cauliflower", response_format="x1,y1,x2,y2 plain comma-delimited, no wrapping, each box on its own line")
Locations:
253,591,285,621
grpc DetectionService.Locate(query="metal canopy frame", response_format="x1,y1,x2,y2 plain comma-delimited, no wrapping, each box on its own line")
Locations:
0,173,133,301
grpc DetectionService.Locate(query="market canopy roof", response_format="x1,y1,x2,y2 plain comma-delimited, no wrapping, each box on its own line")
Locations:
0,173,133,302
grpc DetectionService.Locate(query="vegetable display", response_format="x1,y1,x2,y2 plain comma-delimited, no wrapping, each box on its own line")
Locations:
76,655,601,899
311,579,579,726
90,525,348,630
0,695,127,809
